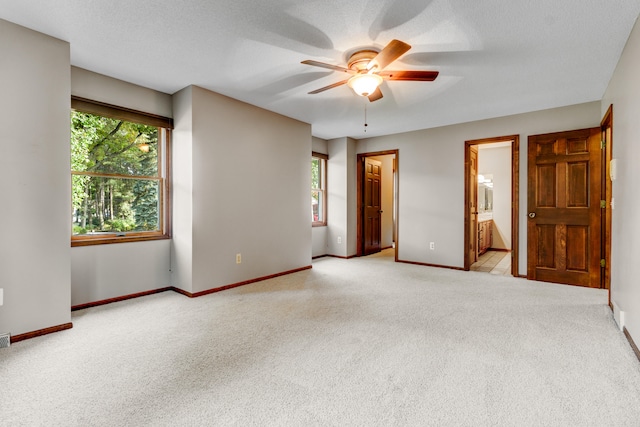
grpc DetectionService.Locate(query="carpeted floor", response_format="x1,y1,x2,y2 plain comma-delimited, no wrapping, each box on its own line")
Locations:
2,249,640,426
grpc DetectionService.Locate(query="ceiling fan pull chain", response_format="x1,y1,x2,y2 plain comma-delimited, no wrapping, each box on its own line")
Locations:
364,99,368,132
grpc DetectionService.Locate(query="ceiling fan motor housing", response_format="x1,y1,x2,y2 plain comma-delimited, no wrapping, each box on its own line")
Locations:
348,50,378,71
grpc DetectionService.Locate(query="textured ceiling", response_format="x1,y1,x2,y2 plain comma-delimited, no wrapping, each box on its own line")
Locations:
1,0,639,139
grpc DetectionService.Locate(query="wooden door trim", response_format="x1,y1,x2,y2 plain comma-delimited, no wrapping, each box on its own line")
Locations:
464,135,520,275
356,150,399,260
601,105,613,296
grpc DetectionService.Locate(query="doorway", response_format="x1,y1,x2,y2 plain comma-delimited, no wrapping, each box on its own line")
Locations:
357,150,398,259
464,135,520,276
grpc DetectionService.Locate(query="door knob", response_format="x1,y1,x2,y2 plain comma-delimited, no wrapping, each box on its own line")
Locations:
528,212,536,218
378,210,384,213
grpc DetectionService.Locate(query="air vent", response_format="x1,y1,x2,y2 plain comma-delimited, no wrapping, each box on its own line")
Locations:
0,333,10,348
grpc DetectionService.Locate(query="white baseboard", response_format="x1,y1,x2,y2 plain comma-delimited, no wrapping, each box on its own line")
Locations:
612,301,625,331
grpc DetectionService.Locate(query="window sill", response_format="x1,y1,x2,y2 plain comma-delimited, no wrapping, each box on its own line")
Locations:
312,222,327,228
71,233,170,247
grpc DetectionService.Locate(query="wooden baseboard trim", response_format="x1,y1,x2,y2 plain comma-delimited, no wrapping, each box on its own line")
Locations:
623,327,640,363
517,274,527,279
71,287,173,311
171,287,192,298
326,254,356,259
11,323,73,344
609,301,614,312
312,254,327,260
488,248,511,252
397,259,465,271
175,265,313,298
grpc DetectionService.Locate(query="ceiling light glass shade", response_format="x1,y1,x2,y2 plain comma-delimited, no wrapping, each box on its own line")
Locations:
348,74,383,96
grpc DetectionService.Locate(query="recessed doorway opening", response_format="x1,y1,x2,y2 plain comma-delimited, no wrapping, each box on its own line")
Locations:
464,136,519,276
356,150,399,260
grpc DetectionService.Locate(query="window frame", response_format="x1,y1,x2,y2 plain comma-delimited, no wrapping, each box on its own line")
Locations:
70,96,173,246
312,152,328,227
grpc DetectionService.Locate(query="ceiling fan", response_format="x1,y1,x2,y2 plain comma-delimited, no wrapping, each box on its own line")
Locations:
301,39,438,102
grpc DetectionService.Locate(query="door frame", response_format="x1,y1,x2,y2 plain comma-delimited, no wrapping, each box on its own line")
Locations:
356,149,399,260
464,135,520,276
601,105,613,296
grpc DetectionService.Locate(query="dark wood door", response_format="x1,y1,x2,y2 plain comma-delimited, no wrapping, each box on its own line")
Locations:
363,158,382,255
469,146,478,264
527,128,601,287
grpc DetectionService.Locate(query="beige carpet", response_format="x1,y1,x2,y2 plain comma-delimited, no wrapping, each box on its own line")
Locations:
3,249,640,426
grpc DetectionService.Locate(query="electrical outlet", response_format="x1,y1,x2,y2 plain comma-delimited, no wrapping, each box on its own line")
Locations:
236,253,241,264
337,236,342,244
429,242,435,250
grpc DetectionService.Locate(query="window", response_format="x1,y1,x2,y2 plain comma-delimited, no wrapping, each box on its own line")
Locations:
312,152,327,226
70,97,172,246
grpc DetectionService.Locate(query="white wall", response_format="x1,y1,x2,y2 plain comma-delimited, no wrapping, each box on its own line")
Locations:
71,67,173,118
602,15,640,345
478,145,512,250
173,86,311,293
357,102,601,273
70,68,174,305
170,87,194,293
0,19,71,335
327,137,358,257
71,241,170,306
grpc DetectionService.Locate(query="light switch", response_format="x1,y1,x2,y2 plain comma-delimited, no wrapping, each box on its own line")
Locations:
0,288,3,306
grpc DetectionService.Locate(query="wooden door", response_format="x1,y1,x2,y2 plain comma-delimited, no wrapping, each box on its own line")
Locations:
527,128,601,287
469,147,478,264
363,158,382,255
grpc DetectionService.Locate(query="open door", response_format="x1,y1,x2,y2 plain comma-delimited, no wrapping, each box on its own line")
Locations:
363,157,382,255
527,128,601,287
357,150,398,259
468,146,478,264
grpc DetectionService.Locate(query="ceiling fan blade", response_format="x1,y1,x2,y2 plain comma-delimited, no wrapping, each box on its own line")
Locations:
379,70,439,81
301,60,352,73
308,79,349,94
367,39,411,71
368,87,384,102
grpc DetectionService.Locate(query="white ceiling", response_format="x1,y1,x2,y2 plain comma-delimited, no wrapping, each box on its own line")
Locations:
2,0,639,139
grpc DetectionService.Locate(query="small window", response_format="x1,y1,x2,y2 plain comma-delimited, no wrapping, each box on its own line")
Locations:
312,152,327,226
71,97,172,246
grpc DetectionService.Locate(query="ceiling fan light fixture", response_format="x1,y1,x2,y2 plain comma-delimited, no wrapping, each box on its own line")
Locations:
347,73,383,97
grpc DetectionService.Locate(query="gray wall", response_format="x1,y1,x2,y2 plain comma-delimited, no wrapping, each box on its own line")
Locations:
70,67,173,306
0,19,71,335
357,102,601,273
327,137,358,257
173,86,311,293
602,14,640,346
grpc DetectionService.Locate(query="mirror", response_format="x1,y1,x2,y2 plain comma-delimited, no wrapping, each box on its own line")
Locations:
478,173,493,213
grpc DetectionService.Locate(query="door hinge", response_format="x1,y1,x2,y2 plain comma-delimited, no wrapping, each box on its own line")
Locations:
601,140,606,149
600,259,606,268
600,200,606,209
